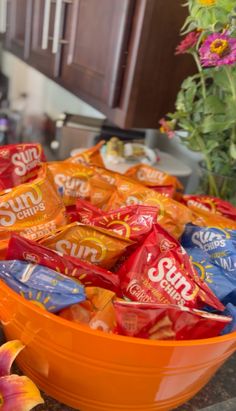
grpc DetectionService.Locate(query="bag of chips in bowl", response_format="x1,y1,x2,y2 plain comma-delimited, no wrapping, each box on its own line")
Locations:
0,260,85,313
7,234,122,295
113,300,231,340
0,143,46,190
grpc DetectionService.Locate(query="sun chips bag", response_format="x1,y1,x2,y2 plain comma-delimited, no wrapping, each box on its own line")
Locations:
48,161,93,206
90,205,158,242
125,164,183,192
182,194,236,221
0,164,66,258
60,286,116,332
113,300,231,340
7,234,121,295
65,141,105,168
105,175,191,238
117,224,224,311
0,143,46,190
40,222,133,269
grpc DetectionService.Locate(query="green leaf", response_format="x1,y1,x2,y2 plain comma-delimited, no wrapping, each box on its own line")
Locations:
204,95,225,115
200,115,233,133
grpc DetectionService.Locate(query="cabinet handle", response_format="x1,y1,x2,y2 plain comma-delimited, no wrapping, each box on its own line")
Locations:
42,0,51,49
52,0,63,54
0,0,7,34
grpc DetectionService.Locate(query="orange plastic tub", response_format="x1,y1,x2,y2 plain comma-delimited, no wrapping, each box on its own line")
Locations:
0,281,235,411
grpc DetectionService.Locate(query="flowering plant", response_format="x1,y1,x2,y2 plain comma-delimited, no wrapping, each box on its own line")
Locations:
160,0,236,202
0,339,44,410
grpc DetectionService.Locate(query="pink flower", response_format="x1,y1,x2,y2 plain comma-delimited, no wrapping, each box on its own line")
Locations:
159,119,175,139
175,31,201,55
199,33,236,66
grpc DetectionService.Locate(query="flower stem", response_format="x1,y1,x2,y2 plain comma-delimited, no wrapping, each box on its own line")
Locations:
192,52,207,99
224,65,236,101
195,132,220,197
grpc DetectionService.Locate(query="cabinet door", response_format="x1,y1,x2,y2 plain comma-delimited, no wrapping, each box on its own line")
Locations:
28,0,65,78
5,0,32,59
60,0,134,109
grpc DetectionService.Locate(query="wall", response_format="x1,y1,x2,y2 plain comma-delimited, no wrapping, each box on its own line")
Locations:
0,49,105,120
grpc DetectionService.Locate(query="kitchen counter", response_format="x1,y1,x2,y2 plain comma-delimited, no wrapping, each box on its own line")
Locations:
32,352,236,411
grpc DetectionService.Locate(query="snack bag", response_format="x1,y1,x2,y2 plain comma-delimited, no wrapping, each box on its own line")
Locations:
0,164,66,258
105,175,191,238
182,224,236,275
182,194,236,221
92,166,117,186
60,287,116,332
7,234,121,295
0,143,46,190
125,164,183,192
48,162,93,206
222,303,236,334
65,141,105,168
186,247,236,305
149,185,176,198
40,222,133,269
65,205,80,223
113,300,231,340
90,205,158,242
190,207,236,230
0,260,85,312
89,175,116,209
76,198,105,224
117,224,224,310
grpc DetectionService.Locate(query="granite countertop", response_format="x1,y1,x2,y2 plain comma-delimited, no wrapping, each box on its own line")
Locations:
31,352,236,411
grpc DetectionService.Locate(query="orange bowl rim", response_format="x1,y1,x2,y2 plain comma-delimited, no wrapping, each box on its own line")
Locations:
1,280,236,348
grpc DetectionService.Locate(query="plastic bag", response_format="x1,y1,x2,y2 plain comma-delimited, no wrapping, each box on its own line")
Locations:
40,222,133,269
0,143,46,190
117,224,224,311
0,260,85,313
48,162,93,206
113,300,231,340
7,234,122,295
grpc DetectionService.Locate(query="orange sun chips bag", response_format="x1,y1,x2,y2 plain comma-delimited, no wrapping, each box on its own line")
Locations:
41,222,133,269
190,207,236,230
105,175,191,238
65,141,105,168
48,161,94,206
125,163,183,192
60,286,116,333
0,164,66,258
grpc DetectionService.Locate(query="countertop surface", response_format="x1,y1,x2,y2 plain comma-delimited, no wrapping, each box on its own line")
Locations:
31,352,236,411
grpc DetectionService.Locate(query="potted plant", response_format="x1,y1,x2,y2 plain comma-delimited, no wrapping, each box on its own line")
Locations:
160,0,236,203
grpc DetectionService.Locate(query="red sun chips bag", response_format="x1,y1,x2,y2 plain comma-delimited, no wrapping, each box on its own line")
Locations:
90,205,158,242
7,234,121,295
182,194,236,222
0,143,46,190
113,300,231,340
117,224,224,311
76,198,105,224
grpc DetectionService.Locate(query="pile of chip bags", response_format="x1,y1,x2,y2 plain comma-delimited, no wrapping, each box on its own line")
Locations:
0,142,235,341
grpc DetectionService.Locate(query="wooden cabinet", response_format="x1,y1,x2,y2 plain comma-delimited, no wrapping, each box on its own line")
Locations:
61,0,134,109
28,0,66,78
2,0,195,129
5,0,32,59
